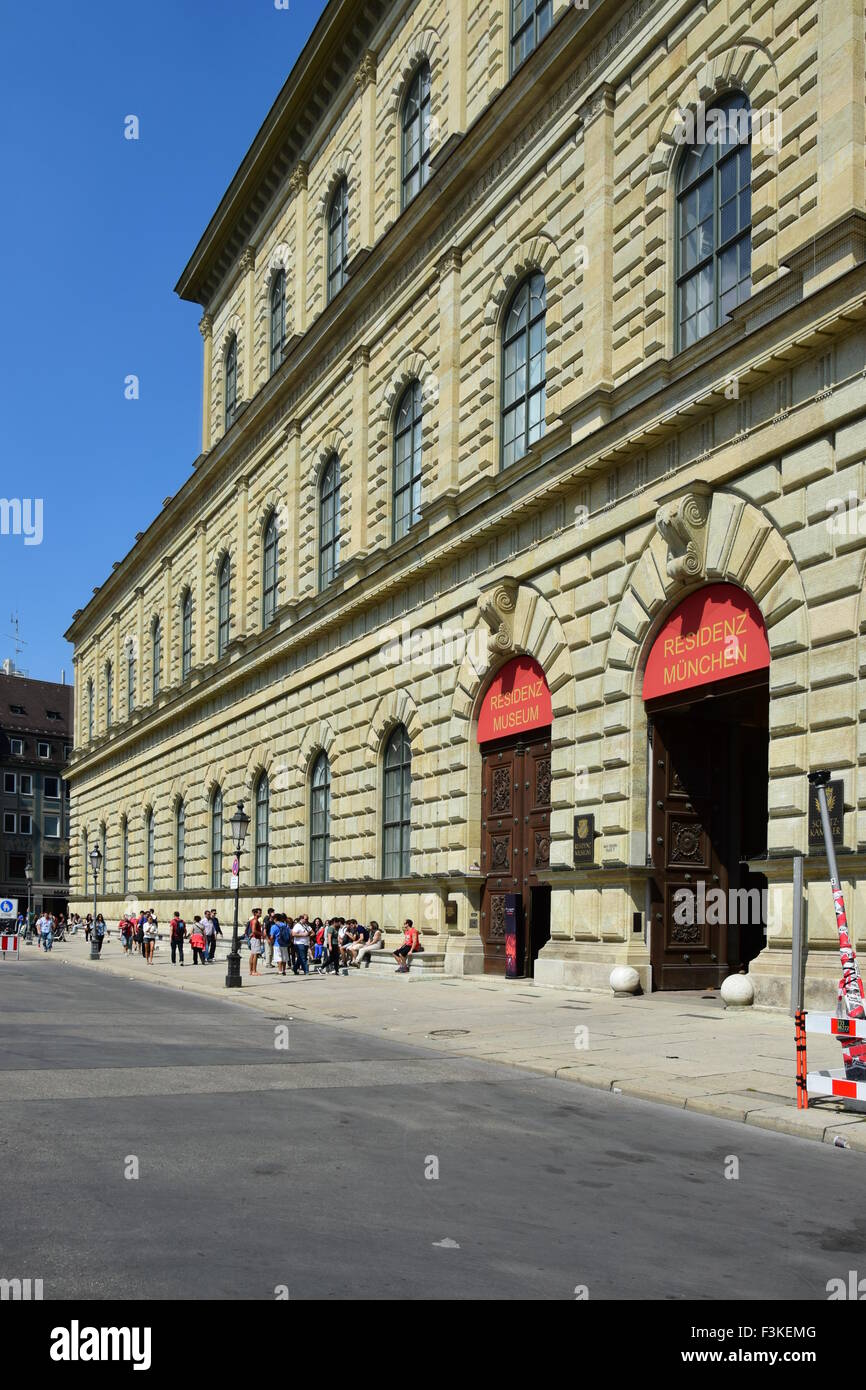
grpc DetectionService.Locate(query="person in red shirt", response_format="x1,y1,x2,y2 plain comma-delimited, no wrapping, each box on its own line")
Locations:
189,917,206,966
393,918,423,974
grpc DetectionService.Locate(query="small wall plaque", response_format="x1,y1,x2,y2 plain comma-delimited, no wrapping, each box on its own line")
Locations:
808,778,844,849
573,813,596,864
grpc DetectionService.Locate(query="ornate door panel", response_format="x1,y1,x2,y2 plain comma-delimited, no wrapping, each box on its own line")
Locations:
650,717,731,990
480,735,551,975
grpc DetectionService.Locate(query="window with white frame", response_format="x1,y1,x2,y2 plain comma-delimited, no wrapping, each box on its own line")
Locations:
19,814,32,835
3,812,16,833
43,776,60,800
3,773,15,794
44,814,60,838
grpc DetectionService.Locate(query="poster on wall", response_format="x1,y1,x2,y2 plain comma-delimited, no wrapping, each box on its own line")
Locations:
642,583,770,701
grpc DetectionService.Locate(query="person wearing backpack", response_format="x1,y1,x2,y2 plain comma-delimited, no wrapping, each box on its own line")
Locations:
189,917,206,965
291,917,311,975
169,911,186,966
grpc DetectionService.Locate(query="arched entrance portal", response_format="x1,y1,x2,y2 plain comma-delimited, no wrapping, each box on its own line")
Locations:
478,656,552,976
643,583,771,990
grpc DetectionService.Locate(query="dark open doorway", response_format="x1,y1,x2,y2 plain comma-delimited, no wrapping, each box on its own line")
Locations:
647,672,769,990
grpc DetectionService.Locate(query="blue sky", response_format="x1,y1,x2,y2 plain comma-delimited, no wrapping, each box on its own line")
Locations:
0,0,321,682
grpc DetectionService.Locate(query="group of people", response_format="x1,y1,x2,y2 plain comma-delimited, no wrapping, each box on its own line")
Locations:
243,910,424,977
14,902,425,978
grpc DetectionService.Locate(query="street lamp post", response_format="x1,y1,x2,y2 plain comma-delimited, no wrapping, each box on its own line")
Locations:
89,845,102,961
24,858,33,942
225,800,250,990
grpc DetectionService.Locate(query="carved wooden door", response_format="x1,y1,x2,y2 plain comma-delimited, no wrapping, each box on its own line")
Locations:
649,716,731,990
480,734,551,975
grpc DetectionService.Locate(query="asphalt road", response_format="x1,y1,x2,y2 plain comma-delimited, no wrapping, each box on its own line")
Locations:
1,961,863,1300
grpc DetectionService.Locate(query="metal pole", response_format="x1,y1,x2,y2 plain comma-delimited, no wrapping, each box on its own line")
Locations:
808,769,866,1078
225,850,242,989
90,867,99,960
790,852,805,1016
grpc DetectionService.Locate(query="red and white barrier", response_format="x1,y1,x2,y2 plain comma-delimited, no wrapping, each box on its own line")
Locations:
0,933,20,959
805,1071,866,1102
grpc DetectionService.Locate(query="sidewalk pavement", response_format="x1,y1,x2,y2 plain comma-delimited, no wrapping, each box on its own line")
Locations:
22,931,866,1151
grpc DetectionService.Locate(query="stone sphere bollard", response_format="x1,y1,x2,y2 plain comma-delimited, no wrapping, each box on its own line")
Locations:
720,973,755,1007
610,965,640,997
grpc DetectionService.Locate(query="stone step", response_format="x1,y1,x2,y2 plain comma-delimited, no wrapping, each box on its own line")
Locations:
366,950,445,976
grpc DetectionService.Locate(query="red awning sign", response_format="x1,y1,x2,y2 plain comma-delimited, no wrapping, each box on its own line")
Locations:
642,583,769,701
477,656,552,743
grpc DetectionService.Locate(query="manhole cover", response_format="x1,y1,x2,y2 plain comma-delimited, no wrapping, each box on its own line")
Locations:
428,1028,471,1038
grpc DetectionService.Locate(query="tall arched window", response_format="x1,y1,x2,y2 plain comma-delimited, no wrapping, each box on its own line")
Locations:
211,788,223,889
225,336,238,430
121,816,129,896
676,92,752,350
401,64,431,208
327,179,349,302
105,662,113,727
383,724,412,878
310,752,331,883
262,512,279,627
82,828,88,889
510,0,552,74
176,801,185,891
181,591,193,679
217,556,231,657
100,824,107,894
319,455,341,590
152,618,161,700
270,270,286,373
254,773,269,886
127,642,135,716
393,380,423,540
146,809,155,893
501,271,546,468
87,679,94,740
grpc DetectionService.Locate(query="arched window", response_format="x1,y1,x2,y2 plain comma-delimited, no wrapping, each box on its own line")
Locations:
401,64,431,208
82,828,88,888
121,816,129,896
217,556,231,657
319,455,341,590
152,618,162,700
127,642,135,716
310,752,331,883
100,824,107,894
327,179,349,302
676,92,752,350
146,810,155,893
87,679,94,740
181,590,193,679
262,512,279,627
270,270,286,373
225,335,238,430
211,788,223,889
105,662,113,727
254,773,269,886
510,0,552,73
383,724,412,878
176,801,185,891
393,380,423,540
501,271,546,468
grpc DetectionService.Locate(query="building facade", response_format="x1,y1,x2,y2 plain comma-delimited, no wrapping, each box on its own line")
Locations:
0,674,73,921
66,0,866,1006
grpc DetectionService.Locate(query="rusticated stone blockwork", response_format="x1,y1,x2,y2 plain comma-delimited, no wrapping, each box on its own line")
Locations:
67,0,866,1006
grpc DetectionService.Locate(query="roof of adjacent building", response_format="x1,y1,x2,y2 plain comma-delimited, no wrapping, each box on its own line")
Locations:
0,675,73,738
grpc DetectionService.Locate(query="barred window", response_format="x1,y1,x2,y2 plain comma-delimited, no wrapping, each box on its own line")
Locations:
383,724,412,878
262,513,279,627
127,643,135,715
146,810,155,893
122,817,129,896
270,271,286,373
310,752,331,883
676,92,752,350
401,64,431,208
225,335,238,429
327,179,349,302
393,381,423,540
254,773,269,886
152,619,161,700
218,556,231,657
211,788,223,890
319,455,341,590
510,0,552,74
501,272,546,468
181,591,193,679
105,663,113,727
176,801,185,891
